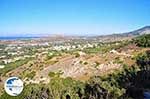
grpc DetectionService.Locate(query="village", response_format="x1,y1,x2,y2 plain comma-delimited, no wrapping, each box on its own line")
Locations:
0,34,149,99
0,39,99,69
0,37,142,85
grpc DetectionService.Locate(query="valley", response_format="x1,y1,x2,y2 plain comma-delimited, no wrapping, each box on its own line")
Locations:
0,26,150,99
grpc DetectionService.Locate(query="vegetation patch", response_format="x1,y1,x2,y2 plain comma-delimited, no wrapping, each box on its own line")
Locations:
0,58,33,76
134,34,150,47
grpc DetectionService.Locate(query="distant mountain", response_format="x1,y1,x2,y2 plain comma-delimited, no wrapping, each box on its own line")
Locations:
89,26,150,42
95,26,150,38
123,26,150,36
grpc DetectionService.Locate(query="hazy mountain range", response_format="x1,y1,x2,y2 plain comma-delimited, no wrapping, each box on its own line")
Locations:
46,26,150,38
0,26,150,40
121,26,150,36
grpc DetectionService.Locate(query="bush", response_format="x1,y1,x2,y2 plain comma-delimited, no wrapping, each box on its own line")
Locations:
136,50,150,71
48,72,56,77
75,53,80,58
134,34,150,47
26,71,36,79
84,62,88,65
0,58,33,76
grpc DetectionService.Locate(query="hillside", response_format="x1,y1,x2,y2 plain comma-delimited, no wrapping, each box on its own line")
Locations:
0,29,150,99
0,34,149,99
123,26,150,36
89,26,150,42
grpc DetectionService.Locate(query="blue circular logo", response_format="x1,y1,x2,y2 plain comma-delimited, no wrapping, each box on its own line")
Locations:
4,77,24,96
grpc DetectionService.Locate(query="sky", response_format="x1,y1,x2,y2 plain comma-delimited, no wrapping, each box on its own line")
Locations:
0,0,150,37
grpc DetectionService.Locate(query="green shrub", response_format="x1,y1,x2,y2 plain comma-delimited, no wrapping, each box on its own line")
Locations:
84,62,88,65
0,58,33,76
48,72,56,77
75,53,80,58
134,34,150,47
26,71,36,79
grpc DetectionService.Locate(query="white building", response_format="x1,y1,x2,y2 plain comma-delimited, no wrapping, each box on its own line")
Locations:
0,65,5,69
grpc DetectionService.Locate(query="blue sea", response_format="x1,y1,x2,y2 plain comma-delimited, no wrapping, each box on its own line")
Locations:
0,37,39,40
